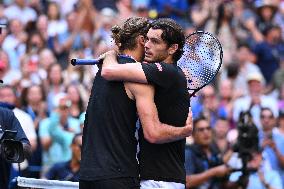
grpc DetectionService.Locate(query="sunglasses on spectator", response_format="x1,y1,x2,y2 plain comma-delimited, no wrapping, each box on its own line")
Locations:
195,126,211,133
202,94,215,99
59,105,69,110
260,114,273,119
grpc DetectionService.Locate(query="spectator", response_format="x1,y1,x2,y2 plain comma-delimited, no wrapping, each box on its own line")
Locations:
39,93,81,175
254,0,278,36
185,116,231,189
268,56,284,95
46,2,67,38
65,84,86,119
21,84,48,178
205,2,237,66
51,0,78,17
93,8,117,57
38,48,57,82
116,0,136,21
253,25,284,84
276,110,284,185
223,43,261,97
228,148,283,189
231,0,255,44
50,11,89,69
192,85,227,127
43,133,82,182
0,9,7,46
4,0,37,25
45,63,65,112
2,19,27,70
36,14,48,42
0,85,37,151
149,0,189,28
233,72,278,129
18,55,41,91
259,107,284,186
76,0,97,35
278,84,284,110
274,1,284,39
218,79,236,128
0,50,22,85
190,0,217,30
213,117,233,163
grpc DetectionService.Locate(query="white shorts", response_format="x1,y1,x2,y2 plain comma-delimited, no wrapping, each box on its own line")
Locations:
140,180,185,189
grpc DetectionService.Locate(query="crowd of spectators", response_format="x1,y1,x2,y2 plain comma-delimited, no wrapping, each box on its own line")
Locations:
0,0,284,188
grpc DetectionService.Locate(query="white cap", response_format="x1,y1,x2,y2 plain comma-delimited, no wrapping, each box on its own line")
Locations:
246,72,264,83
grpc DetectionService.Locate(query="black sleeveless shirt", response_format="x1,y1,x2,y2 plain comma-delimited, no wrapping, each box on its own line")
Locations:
80,57,139,180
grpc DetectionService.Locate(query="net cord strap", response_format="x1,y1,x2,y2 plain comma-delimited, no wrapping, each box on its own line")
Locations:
17,177,79,189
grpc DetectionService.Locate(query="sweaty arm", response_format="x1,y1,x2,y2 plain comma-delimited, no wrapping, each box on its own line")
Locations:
101,52,147,83
102,51,178,89
126,82,192,144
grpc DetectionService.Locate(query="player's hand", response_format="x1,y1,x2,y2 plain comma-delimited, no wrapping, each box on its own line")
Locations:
104,50,117,58
102,50,118,66
184,108,193,137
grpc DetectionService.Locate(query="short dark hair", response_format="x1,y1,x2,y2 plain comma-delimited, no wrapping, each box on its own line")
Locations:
150,18,185,62
260,107,274,118
192,116,208,133
111,17,150,52
263,24,281,36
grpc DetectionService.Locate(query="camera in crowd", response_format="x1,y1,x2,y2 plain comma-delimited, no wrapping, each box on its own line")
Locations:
234,111,259,165
0,129,25,163
229,111,259,187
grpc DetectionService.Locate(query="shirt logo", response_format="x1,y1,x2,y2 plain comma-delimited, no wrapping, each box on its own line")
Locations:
155,63,163,72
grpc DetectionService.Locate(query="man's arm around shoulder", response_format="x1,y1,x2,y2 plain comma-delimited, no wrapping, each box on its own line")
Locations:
101,51,148,83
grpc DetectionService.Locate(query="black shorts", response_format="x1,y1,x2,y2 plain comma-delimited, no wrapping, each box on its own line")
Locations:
79,177,140,189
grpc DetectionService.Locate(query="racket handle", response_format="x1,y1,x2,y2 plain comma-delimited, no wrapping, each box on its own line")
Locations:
71,54,133,66
71,58,102,66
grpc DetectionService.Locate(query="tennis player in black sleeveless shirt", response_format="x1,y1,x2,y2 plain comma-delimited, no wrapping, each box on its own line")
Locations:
102,18,190,188
80,17,192,189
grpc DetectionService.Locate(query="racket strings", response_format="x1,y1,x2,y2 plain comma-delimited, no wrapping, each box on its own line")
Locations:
178,32,222,90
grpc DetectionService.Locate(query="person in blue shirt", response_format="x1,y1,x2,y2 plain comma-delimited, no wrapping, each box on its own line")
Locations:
228,148,283,189
253,25,284,83
185,116,231,189
149,0,190,28
44,133,82,182
39,93,81,175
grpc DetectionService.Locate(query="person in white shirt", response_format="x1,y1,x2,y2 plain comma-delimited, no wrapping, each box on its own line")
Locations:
233,72,278,129
4,0,37,25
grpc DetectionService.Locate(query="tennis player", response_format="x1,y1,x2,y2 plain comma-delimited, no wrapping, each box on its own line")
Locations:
102,18,190,189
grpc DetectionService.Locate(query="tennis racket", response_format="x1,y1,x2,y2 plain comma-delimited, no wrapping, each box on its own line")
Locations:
177,31,223,97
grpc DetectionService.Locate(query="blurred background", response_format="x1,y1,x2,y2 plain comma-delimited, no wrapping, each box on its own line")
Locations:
0,0,283,188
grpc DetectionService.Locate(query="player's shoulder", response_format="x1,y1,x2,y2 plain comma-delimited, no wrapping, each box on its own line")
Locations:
153,62,179,72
